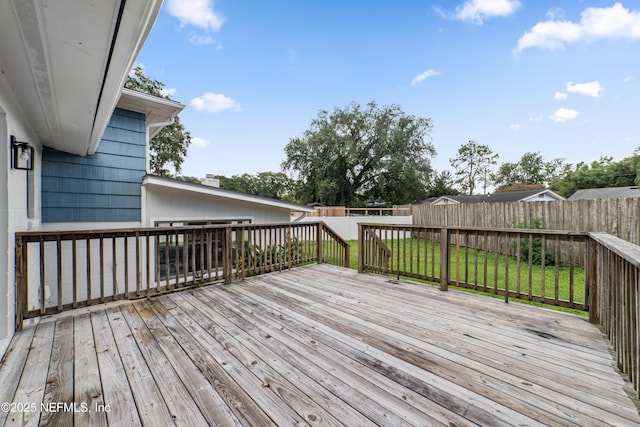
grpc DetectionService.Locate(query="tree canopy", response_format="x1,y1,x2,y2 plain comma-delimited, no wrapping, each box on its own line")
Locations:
215,172,295,201
282,101,435,206
493,152,567,190
427,170,460,198
450,141,498,195
125,65,191,177
549,151,640,197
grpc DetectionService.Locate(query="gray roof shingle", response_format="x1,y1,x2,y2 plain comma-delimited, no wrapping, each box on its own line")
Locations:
568,186,640,200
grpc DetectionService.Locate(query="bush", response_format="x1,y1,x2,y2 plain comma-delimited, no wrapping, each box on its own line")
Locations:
515,218,555,266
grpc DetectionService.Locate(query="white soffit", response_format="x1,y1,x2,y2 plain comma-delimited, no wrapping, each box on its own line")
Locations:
0,0,162,156
117,89,185,139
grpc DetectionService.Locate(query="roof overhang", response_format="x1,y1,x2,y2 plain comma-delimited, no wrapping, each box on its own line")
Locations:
117,89,185,139
0,0,163,156
143,175,315,213
522,190,566,202
431,196,460,205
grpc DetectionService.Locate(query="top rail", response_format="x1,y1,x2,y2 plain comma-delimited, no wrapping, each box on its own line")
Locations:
15,221,349,329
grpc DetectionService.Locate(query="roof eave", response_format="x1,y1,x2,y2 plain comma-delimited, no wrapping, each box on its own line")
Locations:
143,175,315,213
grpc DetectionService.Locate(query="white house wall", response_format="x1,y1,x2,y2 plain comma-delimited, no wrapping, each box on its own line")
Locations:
144,186,292,226
0,75,43,355
24,237,155,315
298,215,413,240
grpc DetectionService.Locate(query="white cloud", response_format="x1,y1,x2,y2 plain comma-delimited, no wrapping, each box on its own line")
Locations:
549,108,580,123
516,3,640,52
624,75,634,82
190,92,242,113
554,91,568,100
509,124,520,131
529,115,544,122
451,0,521,24
160,88,176,98
191,137,210,148
411,69,440,86
546,8,566,20
188,34,223,48
166,0,224,31
566,80,604,98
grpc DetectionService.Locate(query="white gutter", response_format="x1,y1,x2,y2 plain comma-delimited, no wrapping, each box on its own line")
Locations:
145,118,174,172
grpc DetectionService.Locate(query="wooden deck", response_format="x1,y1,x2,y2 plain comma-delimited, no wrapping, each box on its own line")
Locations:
1,264,639,426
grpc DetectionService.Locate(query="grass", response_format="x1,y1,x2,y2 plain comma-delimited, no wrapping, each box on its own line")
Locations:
347,238,588,316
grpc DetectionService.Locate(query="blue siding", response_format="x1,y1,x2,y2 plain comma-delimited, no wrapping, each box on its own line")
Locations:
41,108,146,222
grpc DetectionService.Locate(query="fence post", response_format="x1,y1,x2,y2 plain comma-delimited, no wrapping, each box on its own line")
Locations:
223,225,233,284
358,224,364,273
15,234,26,331
440,228,449,291
586,237,598,323
317,223,323,264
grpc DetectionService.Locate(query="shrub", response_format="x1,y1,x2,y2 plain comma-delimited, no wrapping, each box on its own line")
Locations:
515,218,555,266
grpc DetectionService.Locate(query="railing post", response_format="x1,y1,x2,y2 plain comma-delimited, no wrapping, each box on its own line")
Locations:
440,228,449,291
15,234,26,331
358,224,364,273
223,225,233,284
587,237,599,323
317,223,323,264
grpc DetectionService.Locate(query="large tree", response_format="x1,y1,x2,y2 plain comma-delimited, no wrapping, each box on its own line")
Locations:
125,65,191,177
449,140,498,195
493,152,566,189
282,101,435,206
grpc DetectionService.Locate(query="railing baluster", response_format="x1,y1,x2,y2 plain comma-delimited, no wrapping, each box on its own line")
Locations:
503,233,509,303
40,236,45,315
15,235,26,330
99,235,105,304
124,235,129,298
57,237,63,311
86,237,92,305
71,234,78,308
112,235,117,299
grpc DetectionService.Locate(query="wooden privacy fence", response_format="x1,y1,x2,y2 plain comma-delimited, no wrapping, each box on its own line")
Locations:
15,221,349,329
412,198,640,246
359,222,640,398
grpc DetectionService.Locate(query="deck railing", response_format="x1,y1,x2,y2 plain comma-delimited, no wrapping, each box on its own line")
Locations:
15,222,349,328
359,223,640,398
587,232,640,396
359,223,588,309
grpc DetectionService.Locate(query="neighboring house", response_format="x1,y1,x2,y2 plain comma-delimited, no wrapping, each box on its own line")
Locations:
568,186,640,200
427,189,565,205
144,175,313,226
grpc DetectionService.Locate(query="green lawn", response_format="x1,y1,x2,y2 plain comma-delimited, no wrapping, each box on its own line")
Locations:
347,238,587,316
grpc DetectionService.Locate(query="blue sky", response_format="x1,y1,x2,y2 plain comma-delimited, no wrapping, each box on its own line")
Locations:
135,1,640,180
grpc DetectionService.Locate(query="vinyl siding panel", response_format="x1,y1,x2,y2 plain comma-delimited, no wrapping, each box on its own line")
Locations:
41,108,146,222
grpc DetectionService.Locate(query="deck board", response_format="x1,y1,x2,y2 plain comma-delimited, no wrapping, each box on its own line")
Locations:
1,264,639,426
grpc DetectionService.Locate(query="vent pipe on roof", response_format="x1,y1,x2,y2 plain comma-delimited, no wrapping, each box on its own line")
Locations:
201,174,220,188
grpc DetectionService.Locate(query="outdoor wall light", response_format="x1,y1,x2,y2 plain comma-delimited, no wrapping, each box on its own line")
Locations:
10,135,34,170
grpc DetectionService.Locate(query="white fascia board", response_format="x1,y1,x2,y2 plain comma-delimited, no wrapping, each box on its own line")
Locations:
87,0,164,155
